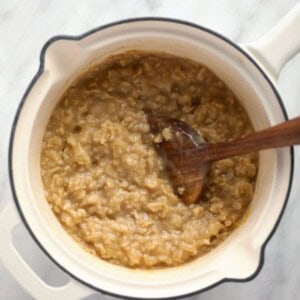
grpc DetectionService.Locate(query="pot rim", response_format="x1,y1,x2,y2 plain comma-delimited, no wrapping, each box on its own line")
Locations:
8,17,294,300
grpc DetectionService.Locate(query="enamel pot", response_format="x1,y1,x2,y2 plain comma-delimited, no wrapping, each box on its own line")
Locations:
1,4,300,299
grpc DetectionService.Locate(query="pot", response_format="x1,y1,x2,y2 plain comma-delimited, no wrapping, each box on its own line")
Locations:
1,4,300,299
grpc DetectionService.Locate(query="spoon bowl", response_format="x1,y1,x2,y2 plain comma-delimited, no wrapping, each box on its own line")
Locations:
148,116,209,204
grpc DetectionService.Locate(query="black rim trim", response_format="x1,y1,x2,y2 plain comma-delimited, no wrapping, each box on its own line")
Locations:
8,17,294,300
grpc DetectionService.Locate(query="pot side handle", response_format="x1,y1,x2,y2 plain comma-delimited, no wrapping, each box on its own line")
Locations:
0,186,93,300
244,3,300,80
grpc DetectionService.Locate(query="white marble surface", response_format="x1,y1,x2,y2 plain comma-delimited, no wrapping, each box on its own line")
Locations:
1,0,300,299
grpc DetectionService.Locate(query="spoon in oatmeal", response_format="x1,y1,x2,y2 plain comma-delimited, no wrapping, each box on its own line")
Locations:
148,115,300,205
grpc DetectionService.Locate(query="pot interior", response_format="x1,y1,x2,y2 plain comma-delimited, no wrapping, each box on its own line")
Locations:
11,20,292,298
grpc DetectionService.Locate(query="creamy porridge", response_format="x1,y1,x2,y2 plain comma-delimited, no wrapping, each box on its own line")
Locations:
41,52,258,268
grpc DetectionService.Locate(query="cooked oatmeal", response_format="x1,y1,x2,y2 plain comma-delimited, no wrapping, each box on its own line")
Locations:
41,52,258,268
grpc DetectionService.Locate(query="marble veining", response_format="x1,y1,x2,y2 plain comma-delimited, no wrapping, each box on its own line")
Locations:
0,0,300,299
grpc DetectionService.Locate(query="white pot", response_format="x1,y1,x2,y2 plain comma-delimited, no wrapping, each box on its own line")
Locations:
1,4,300,300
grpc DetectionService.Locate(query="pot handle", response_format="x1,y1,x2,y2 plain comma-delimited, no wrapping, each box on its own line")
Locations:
0,186,93,300
244,3,300,80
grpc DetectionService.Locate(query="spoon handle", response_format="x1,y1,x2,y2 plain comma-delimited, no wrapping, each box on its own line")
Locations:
201,116,300,162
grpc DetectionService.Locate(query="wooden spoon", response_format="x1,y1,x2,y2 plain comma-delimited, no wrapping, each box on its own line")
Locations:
148,115,300,205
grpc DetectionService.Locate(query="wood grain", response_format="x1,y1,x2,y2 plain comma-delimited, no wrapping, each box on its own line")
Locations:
198,116,300,162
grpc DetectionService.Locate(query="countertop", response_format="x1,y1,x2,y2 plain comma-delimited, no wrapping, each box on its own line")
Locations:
1,0,300,299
